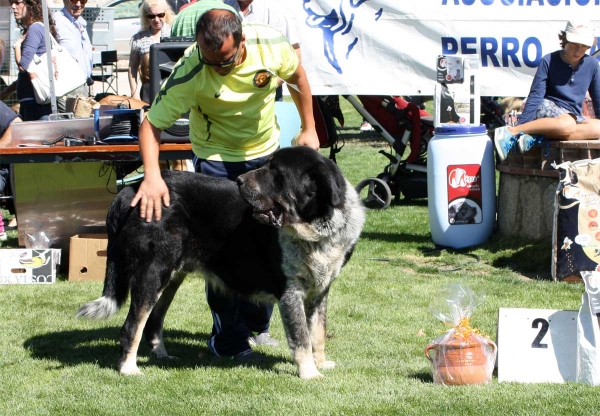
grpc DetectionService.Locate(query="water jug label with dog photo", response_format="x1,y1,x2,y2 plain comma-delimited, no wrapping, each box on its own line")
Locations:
446,164,483,225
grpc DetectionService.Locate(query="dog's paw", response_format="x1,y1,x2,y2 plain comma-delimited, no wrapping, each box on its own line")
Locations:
150,343,178,360
300,370,324,379
120,364,144,376
299,365,324,379
153,352,179,361
317,360,336,370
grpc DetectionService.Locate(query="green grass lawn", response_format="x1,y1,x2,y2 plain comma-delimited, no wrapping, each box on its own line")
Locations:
0,102,595,415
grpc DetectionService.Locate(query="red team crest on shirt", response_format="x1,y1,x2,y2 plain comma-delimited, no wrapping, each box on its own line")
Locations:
253,70,272,88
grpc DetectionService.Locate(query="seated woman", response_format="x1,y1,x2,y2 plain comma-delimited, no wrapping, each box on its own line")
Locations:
128,0,174,103
0,100,22,239
494,20,600,162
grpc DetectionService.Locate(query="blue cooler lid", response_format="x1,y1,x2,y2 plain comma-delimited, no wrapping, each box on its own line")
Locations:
434,123,487,135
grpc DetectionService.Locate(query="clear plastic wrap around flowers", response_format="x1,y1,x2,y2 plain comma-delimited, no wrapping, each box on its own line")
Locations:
23,220,54,249
425,282,497,385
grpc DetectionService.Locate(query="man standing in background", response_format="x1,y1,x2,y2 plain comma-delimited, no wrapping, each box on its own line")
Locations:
53,0,93,107
173,1,301,64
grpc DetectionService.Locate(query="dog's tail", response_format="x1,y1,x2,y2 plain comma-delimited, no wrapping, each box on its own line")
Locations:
76,189,136,320
75,242,127,319
75,296,118,319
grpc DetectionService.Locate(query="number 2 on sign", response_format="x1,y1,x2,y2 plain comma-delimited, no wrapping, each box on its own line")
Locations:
531,318,549,349
497,308,578,383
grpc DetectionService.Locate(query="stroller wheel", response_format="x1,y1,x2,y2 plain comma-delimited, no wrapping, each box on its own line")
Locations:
355,177,392,210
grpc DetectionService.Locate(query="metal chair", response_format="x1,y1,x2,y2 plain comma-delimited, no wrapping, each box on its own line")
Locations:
92,50,119,95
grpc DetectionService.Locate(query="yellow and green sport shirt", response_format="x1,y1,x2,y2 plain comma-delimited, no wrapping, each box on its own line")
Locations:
147,23,299,162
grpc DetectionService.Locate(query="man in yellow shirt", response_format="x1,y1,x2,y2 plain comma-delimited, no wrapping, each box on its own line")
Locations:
131,4,319,360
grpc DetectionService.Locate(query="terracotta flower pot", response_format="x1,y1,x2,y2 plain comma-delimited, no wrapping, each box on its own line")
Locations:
425,334,496,385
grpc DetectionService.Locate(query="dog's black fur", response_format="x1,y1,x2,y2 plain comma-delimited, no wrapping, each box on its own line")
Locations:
77,147,365,378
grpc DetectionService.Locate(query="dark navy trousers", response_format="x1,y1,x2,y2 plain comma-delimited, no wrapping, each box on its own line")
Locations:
194,154,274,357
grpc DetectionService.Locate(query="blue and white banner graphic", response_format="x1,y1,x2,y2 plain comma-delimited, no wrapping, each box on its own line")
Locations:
284,0,600,96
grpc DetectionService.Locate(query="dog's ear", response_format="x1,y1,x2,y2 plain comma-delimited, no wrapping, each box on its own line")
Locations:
314,159,346,208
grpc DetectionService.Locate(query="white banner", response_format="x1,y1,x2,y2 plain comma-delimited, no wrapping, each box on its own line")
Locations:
284,0,600,97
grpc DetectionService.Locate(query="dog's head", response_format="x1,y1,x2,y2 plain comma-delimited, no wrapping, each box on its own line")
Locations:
237,147,347,228
454,202,477,222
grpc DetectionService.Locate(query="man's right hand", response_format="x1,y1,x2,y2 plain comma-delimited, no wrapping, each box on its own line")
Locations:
132,118,169,221
130,175,171,222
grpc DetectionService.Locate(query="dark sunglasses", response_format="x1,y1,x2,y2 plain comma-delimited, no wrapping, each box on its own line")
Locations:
197,45,240,68
69,0,88,4
146,12,166,19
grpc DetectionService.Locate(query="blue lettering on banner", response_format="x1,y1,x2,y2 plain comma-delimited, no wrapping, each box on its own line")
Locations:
441,0,600,5
303,0,370,74
462,37,477,54
522,37,543,66
442,36,542,67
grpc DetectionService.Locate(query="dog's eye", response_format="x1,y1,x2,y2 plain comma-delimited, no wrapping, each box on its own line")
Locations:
273,171,284,189
269,166,284,187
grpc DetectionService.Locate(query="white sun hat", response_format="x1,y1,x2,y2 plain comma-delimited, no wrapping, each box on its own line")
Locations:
564,20,596,47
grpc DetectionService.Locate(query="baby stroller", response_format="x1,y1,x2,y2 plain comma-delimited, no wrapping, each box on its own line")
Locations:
345,95,434,209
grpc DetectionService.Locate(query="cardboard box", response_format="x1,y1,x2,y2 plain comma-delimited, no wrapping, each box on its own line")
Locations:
0,249,61,284
68,234,108,282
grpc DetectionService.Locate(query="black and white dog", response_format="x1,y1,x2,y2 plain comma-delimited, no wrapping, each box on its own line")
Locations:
77,147,365,379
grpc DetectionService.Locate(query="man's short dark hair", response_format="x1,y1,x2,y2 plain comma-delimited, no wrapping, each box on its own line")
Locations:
196,9,242,51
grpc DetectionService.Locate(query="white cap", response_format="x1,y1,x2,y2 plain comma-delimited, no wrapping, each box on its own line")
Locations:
564,20,595,47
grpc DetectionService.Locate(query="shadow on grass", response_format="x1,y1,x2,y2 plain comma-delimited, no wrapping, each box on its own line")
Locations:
484,234,552,280
361,231,431,245
357,197,427,211
362,205,552,279
23,327,284,373
337,128,385,143
410,371,434,383
417,233,553,280
393,198,428,207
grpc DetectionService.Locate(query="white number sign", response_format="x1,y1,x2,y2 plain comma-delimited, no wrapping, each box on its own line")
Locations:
497,308,578,383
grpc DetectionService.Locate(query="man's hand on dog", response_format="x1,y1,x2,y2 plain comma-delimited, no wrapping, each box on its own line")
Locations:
130,174,171,222
294,129,320,149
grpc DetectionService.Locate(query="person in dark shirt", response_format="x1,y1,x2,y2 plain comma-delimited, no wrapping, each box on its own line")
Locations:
0,100,20,147
494,20,600,161
0,100,22,240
